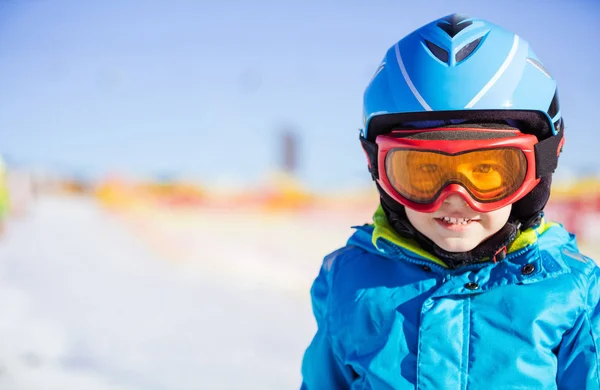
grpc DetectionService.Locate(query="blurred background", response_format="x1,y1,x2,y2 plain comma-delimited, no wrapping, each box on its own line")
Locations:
0,0,599,389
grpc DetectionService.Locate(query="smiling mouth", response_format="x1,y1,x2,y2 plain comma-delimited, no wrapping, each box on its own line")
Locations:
436,216,481,225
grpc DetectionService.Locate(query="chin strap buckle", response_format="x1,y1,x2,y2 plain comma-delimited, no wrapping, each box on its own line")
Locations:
492,246,508,263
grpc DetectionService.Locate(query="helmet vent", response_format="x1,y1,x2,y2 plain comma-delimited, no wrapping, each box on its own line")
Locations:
424,40,449,63
455,36,483,63
437,14,472,38
547,89,560,119
553,117,564,133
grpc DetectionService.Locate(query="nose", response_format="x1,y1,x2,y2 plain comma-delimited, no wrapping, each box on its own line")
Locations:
443,193,470,208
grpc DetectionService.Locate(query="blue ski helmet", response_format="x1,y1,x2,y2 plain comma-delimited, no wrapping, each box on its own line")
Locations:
361,14,564,225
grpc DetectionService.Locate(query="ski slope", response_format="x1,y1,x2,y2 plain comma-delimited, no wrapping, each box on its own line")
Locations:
0,195,358,390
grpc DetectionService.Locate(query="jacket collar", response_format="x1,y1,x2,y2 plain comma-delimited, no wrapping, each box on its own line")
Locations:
352,206,559,269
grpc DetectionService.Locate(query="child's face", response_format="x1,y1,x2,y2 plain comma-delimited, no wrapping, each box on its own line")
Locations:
404,194,511,253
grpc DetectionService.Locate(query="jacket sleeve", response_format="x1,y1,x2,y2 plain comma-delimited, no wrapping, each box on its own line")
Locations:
556,265,600,389
301,253,354,390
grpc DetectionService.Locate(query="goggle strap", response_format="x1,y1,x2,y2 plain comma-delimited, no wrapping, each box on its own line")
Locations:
534,130,564,178
360,136,379,180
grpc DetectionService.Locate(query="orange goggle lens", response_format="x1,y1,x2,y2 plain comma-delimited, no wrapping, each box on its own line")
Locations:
385,148,528,204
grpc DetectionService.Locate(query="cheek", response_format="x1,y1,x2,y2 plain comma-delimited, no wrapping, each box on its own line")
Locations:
405,209,431,229
481,206,512,229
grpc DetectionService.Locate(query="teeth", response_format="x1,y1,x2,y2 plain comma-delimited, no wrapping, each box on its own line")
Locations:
442,216,471,225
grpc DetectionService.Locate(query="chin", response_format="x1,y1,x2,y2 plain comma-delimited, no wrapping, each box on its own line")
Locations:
437,238,479,253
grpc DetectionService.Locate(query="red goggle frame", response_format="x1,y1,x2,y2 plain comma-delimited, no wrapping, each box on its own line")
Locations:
361,127,564,213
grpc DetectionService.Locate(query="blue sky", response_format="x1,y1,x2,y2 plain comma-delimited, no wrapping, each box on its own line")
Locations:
1,0,598,190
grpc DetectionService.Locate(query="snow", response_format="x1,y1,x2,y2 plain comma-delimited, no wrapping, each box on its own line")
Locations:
0,195,353,389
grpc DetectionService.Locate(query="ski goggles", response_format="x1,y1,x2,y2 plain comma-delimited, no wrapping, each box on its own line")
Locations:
361,127,564,213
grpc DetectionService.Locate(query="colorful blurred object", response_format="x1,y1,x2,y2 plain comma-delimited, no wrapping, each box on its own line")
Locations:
546,178,600,242
88,169,600,250
95,176,206,210
0,155,10,232
91,171,600,217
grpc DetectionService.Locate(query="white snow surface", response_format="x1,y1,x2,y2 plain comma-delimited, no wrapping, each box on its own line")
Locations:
0,195,355,390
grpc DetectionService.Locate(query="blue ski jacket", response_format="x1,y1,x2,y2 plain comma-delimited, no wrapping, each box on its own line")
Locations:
301,208,600,389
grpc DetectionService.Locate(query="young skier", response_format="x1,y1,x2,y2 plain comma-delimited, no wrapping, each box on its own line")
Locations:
301,14,599,389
